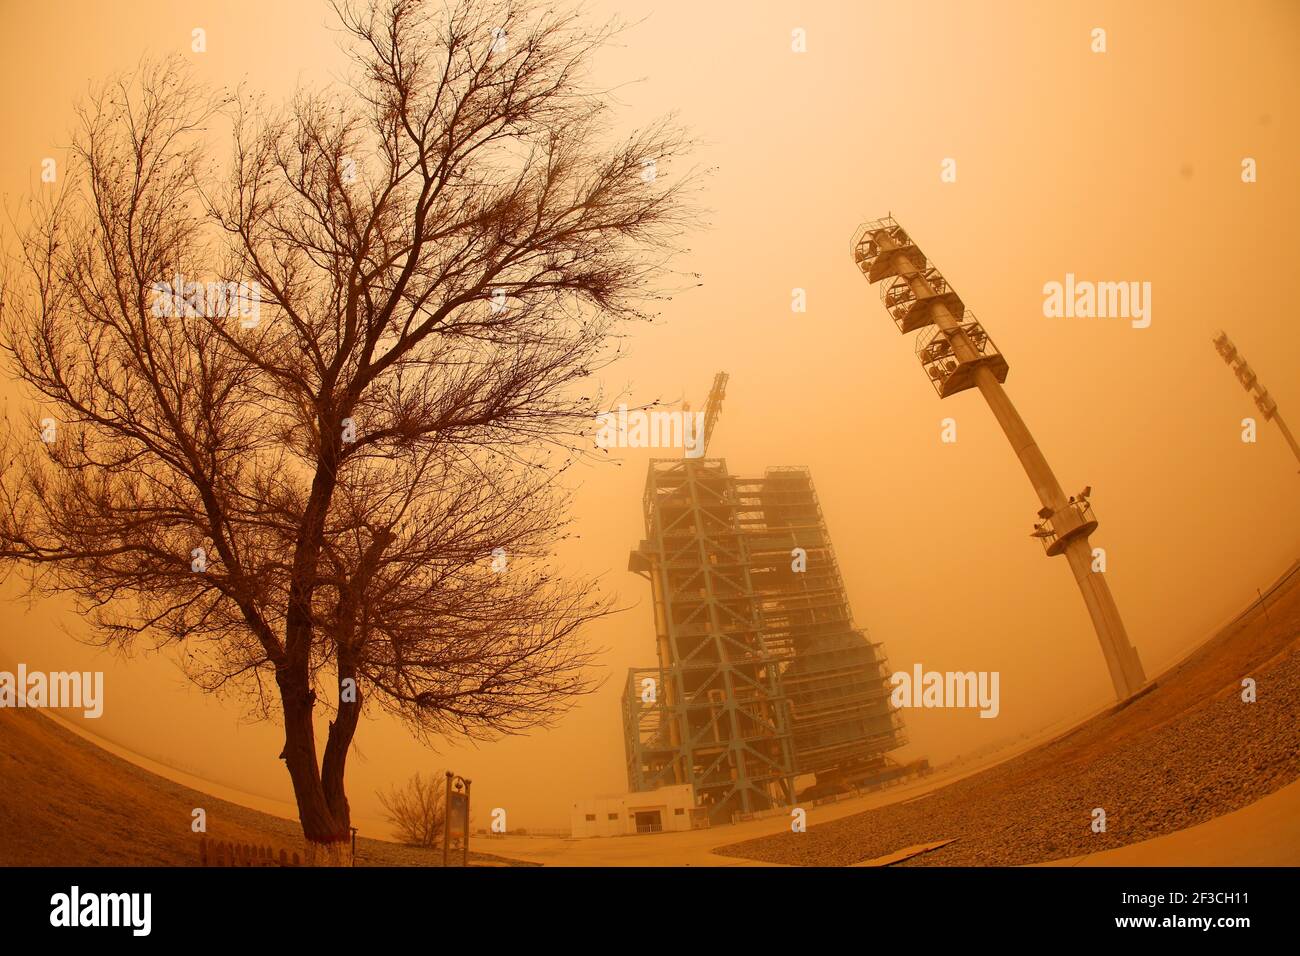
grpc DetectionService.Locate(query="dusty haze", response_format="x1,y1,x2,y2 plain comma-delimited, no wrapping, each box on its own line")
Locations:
1,0,1297,834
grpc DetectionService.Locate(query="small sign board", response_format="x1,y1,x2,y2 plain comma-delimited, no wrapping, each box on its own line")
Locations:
448,791,467,840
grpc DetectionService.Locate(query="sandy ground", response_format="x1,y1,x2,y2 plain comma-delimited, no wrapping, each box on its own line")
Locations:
0,707,531,867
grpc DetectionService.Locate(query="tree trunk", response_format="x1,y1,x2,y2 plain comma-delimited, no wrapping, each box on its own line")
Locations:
321,665,361,830
278,667,352,866
303,839,353,866
278,437,351,864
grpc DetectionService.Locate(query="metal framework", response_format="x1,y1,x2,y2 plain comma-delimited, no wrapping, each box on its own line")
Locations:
850,216,1147,701
624,455,905,822
740,468,905,786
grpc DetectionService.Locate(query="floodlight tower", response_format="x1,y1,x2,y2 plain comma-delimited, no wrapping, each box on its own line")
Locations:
1212,331,1300,470
850,217,1147,701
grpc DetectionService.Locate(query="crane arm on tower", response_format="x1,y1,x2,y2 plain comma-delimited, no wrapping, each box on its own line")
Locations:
702,371,729,456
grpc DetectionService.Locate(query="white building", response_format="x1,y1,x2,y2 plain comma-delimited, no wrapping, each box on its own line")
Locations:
570,785,699,838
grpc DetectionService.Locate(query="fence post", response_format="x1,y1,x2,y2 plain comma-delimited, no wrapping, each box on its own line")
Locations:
199,835,307,868
463,779,472,867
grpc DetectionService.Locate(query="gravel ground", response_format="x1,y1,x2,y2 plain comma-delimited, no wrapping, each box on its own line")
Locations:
717,568,1300,867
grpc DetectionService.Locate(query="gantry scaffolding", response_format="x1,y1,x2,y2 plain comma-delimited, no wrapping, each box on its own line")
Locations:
624,456,906,823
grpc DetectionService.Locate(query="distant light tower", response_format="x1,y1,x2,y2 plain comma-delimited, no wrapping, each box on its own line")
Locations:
1212,331,1300,470
850,217,1147,701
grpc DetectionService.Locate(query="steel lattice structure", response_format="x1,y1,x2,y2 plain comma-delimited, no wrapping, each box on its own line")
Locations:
624,456,905,822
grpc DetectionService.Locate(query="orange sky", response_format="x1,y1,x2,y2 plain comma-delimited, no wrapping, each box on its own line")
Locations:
1,0,1298,833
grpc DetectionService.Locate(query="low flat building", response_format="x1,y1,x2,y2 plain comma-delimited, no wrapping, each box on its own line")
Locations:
571,784,701,838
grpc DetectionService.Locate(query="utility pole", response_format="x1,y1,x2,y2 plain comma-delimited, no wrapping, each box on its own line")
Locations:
851,217,1147,701
1212,331,1300,470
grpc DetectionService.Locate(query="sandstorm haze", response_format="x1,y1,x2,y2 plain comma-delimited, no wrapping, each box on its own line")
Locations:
0,0,1297,833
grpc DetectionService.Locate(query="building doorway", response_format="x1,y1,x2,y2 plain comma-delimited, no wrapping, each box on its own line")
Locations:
633,810,663,833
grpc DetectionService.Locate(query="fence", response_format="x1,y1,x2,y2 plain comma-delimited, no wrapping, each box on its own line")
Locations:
199,836,302,867
476,827,572,839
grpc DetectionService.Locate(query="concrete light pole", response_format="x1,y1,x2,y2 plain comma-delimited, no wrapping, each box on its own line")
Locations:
1212,330,1300,470
851,217,1147,701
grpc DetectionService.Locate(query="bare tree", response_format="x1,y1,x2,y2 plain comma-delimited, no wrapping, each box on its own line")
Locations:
0,0,695,863
376,772,446,847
